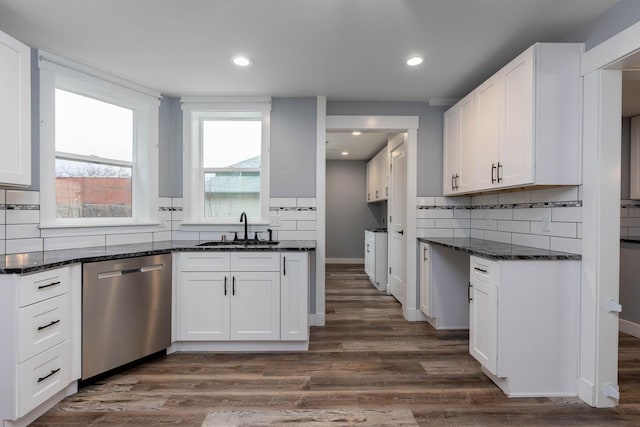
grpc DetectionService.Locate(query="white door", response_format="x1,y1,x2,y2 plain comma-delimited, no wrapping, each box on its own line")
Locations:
388,140,406,304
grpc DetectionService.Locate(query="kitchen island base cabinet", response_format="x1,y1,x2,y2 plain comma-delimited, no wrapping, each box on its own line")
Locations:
173,252,309,351
469,256,580,396
365,230,388,291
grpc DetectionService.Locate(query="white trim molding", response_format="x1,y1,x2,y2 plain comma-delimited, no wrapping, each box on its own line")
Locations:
620,319,640,339
325,258,364,264
315,96,327,326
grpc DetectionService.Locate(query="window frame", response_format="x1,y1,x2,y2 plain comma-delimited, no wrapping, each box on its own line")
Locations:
181,97,271,225
39,51,161,232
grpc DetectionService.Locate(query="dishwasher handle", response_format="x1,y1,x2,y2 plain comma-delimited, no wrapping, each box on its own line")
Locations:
97,264,164,280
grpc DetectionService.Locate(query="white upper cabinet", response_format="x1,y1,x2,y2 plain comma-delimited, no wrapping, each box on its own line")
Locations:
443,43,581,195
444,92,477,195
0,30,31,187
366,145,389,203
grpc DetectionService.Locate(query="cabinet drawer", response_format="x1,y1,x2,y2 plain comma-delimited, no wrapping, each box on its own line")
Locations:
231,252,280,271
17,340,70,418
18,294,70,362
18,267,70,307
180,252,230,271
470,256,498,285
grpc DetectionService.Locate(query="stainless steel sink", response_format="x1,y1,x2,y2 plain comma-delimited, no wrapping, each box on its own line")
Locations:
197,240,280,247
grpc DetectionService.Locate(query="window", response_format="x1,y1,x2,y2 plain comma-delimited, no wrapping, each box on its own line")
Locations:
39,51,161,229
182,98,271,224
55,89,133,218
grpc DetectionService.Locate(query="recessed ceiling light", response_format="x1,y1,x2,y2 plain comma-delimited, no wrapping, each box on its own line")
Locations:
406,56,424,66
352,131,361,136
232,56,252,67
341,151,349,156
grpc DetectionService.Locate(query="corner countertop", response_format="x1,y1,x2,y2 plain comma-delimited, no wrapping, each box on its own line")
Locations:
418,237,581,261
0,240,316,274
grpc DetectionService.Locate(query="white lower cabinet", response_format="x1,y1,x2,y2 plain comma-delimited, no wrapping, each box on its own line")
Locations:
364,230,388,291
175,251,309,346
468,256,580,396
0,265,81,425
419,243,432,317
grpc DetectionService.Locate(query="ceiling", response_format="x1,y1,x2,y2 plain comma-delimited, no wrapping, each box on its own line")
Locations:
0,0,619,101
326,132,388,161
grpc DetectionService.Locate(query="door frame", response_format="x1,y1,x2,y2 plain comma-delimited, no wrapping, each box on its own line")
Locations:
322,115,420,321
580,21,640,407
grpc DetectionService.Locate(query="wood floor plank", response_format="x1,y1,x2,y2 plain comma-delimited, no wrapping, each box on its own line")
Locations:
31,263,640,426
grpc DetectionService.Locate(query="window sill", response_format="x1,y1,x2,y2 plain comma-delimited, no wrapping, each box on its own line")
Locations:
180,221,270,229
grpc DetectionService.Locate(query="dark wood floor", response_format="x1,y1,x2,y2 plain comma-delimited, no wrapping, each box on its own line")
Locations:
32,263,640,426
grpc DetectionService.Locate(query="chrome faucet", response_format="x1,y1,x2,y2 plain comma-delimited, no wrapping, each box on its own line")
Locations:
239,212,248,241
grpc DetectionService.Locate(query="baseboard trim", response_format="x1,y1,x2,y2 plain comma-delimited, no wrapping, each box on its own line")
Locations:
169,341,309,352
620,318,640,338
310,313,326,327
325,258,364,264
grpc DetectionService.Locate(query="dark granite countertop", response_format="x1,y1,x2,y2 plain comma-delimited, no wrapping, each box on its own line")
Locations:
365,228,387,233
418,237,581,261
0,240,316,274
621,238,640,244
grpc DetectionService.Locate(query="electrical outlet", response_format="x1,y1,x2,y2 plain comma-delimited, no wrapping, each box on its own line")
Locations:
542,214,551,232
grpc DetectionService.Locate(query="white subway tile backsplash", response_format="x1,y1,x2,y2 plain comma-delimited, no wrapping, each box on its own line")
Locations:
530,221,577,238
487,209,513,220
497,220,530,234
471,229,484,239
171,210,184,221
158,197,172,208
172,230,199,240
271,220,297,231
529,186,579,203
512,233,550,250
297,221,317,231
417,197,435,206
621,207,629,218
297,198,316,208
471,219,497,231
6,224,40,239
552,207,582,222
436,196,470,207
6,209,39,224
44,235,105,251
270,198,297,208
416,219,435,228
498,191,531,204
628,227,640,237
621,217,640,227
483,230,512,244
417,228,454,238
0,189,5,204
153,231,172,242
472,194,498,206
6,238,43,254
453,209,471,219
0,210,5,225
6,190,39,205
435,218,470,229
277,230,316,241
512,207,551,222
279,210,316,221
171,198,184,208
106,233,153,246
629,207,640,218
454,228,471,238
550,237,581,254
621,227,629,237
417,209,453,219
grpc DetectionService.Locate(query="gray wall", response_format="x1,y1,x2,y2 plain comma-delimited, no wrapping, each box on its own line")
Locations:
270,97,317,198
326,160,382,259
158,96,182,197
565,0,640,50
326,101,447,196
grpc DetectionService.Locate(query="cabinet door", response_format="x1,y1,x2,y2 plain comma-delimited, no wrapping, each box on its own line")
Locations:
366,160,374,202
475,71,504,190
419,243,432,317
230,272,280,340
502,47,534,187
0,31,30,186
469,279,498,375
443,105,460,195
380,148,389,199
177,272,230,340
281,253,309,341
457,93,476,193
364,232,374,279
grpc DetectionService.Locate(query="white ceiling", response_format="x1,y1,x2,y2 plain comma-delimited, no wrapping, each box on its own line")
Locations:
0,0,619,101
326,132,388,161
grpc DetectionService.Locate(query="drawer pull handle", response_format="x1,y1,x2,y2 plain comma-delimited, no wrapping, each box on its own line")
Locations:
37,368,60,383
474,267,488,273
37,319,60,331
38,281,61,290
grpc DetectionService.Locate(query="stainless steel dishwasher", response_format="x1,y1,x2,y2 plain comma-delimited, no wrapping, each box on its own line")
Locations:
81,254,172,380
